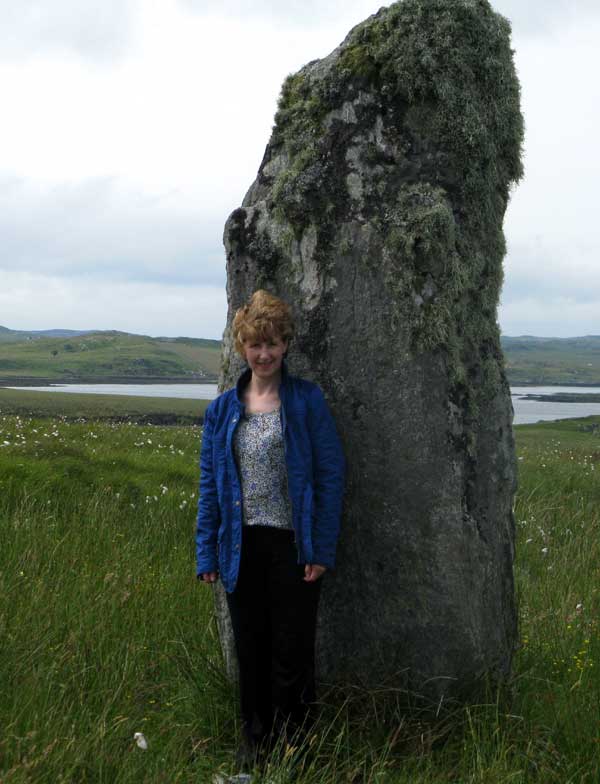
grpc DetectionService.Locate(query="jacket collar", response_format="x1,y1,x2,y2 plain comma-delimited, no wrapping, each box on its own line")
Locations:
234,358,289,410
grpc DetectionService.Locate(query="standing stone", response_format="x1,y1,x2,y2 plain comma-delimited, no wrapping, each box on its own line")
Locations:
213,0,523,701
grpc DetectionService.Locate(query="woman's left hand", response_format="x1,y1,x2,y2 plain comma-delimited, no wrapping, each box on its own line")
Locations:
304,564,326,582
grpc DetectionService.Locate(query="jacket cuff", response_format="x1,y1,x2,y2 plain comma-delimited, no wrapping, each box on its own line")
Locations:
196,557,218,578
310,550,336,570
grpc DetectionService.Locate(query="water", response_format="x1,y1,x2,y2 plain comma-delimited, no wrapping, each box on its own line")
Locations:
7,383,600,426
510,386,600,425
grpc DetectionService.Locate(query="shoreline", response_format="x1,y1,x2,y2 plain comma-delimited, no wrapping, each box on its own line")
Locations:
0,375,218,387
509,381,600,388
2,375,600,389
518,392,600,403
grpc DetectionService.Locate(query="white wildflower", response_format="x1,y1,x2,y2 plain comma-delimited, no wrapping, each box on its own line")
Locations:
134,732,148,750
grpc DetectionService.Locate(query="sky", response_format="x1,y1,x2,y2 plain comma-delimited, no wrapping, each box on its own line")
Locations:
0,0,599,339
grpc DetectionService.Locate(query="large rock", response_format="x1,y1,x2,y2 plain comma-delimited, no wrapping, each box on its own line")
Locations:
213,0,523,701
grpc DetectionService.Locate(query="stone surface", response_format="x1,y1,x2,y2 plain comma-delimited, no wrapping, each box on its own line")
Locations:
213,0,523,701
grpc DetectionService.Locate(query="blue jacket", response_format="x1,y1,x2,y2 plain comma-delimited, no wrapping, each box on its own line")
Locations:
195,362,345,593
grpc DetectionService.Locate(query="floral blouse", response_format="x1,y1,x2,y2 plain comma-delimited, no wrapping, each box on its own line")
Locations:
232,407,293,530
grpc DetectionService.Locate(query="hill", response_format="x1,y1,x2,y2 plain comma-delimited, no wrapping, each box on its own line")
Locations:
0,329,221,382
0,325,98,342
2,328,600,386
501,335,600,385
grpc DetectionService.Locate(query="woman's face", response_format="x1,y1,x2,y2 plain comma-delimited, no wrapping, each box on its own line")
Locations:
244,334,288,381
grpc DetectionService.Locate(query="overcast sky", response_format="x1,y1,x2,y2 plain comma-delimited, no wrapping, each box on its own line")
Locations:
1,0,598,339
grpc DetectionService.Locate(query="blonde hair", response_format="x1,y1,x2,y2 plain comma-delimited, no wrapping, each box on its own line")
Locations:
232,290,294,357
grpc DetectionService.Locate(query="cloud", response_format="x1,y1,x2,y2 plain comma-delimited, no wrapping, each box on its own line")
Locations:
1,0,598,340
0,270,226,338
500,232,600,335
0,0,137,63
180,0,600,41
493,0,600,37
499,297,600,338
496,6,600,335
0,3,287,195
178,0,379,29
0,174,226,286
502,234,600,311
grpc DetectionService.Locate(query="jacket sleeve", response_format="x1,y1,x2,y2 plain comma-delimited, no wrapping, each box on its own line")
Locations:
195,403,220,577
306,385,345,569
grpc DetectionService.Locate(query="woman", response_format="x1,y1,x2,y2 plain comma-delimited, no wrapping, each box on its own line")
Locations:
196,289,345,768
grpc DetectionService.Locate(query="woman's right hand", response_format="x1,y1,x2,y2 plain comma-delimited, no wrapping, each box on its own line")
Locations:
201,572,218,583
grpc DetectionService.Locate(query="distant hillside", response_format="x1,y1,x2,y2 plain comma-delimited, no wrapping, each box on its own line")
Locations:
2,327,599,386
501,335,600,385
0,330,221,382
0,326,98,342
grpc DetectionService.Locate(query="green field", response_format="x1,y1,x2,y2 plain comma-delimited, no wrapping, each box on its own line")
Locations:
0,402,599,782
0,332,221,381
0,388,209,425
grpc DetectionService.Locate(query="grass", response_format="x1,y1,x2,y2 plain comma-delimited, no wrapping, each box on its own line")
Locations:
0,388,209,424
0,411,230,782
0,402,599,782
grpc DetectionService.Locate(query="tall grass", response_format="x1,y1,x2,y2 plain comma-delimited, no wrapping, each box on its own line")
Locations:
0,410,599,782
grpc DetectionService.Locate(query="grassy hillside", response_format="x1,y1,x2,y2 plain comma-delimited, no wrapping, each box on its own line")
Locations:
0,412,599,781
0,332,221,381
502,335,600,385
4,326,600,386
4,327,600,385
0,325,97,342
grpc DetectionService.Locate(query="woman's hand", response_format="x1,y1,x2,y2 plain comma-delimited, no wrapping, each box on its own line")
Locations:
201,572,218,583
304,564,326,582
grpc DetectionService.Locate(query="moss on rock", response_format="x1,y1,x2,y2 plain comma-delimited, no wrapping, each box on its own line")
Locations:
269,0,522,233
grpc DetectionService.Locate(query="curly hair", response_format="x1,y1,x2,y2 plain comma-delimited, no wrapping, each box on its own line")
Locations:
232,290,295,357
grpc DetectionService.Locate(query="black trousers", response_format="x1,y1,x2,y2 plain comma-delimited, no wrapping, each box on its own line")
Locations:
225,525,321,748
